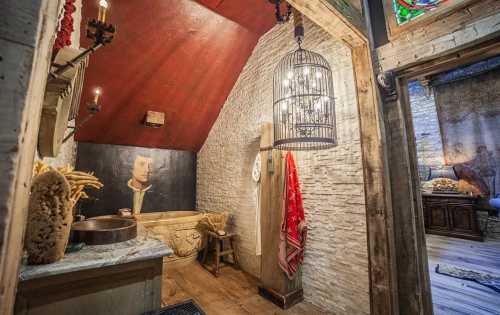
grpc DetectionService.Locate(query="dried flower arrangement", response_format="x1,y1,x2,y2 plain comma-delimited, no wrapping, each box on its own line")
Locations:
199,211,229,235
34,162,103,209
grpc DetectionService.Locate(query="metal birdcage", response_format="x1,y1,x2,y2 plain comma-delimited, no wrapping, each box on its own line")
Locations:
273,47,337,151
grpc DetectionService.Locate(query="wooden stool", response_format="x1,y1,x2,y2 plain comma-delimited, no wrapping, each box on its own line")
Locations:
201,231,239,277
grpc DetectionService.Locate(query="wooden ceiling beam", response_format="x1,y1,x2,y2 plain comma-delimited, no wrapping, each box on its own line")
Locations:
286,0,367,47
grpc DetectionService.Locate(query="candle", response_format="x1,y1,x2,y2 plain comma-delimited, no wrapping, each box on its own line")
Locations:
93,87,102,103
98,0,109,23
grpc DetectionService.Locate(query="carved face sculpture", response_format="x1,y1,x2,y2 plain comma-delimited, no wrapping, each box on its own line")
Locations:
131,155,153,188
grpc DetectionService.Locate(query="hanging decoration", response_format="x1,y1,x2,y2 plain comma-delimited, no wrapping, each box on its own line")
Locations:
268,0,292,24
278,152,306,279
53,0,77,57
393,0,449,25
272,6,337,151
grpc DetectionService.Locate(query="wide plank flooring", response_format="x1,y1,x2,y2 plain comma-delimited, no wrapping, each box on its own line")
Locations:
427,234,500,315
162,235,500,315
162,262,332,315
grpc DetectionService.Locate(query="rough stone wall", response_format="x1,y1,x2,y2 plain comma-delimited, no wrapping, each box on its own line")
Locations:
409,80,445,180
197,18,369,314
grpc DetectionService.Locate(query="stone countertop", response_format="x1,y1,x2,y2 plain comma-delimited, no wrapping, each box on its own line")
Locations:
19,230,172,281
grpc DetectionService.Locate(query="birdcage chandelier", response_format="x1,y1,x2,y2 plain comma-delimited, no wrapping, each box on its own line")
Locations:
272,4,337,151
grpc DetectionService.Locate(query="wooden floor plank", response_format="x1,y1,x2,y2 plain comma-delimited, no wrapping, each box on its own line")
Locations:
162,262,332,315
427,234,500,315
161,235,500,315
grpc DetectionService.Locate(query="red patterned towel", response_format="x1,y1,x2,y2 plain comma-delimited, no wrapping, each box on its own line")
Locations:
279,152,307,279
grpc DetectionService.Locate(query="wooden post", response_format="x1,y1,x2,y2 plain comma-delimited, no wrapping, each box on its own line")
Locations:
382,76,434,315
351,45,400,315
258,123,303,309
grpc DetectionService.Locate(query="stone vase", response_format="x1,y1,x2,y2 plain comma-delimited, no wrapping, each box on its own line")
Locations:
25,170,73,265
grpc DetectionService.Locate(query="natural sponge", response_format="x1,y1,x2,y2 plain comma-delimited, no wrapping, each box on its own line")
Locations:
25,170,72,264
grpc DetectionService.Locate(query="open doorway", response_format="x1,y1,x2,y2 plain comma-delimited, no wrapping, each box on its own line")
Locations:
406,54,500,314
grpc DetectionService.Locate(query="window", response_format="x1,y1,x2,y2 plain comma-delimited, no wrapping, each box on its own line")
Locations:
393,0,449,25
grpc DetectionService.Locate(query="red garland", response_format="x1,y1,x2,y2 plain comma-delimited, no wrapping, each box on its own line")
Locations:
53,0,77,58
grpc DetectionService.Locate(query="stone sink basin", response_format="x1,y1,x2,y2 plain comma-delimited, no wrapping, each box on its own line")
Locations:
71,217,137,245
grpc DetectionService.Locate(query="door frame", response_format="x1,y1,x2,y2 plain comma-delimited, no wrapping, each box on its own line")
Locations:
379,33,500,315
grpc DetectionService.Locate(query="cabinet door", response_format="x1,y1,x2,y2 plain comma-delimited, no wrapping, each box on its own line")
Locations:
448,203,474,233
426,202,449,231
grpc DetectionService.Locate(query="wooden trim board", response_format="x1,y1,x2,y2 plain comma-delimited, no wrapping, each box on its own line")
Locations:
258,286,304,310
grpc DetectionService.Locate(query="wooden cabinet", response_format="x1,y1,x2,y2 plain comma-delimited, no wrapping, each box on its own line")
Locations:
15,258,163,315
422,193,483,241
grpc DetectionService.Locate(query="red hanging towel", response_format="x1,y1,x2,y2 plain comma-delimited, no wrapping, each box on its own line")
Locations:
279,152,307,280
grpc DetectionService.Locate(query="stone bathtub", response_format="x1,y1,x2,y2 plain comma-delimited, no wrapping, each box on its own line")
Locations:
135,211,205,268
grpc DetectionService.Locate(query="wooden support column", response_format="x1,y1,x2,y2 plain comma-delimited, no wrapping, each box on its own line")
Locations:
351,45,399,315
0,1,63,314
258,123,303,309
380,75,434,315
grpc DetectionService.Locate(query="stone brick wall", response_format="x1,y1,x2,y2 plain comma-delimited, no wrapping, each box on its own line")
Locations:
409,80,445,180
197,18,369,314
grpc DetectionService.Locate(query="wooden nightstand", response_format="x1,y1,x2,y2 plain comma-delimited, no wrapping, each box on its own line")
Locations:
422,193,483,241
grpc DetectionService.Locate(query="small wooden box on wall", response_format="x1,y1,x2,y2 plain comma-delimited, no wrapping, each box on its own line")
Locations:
143,111,165,128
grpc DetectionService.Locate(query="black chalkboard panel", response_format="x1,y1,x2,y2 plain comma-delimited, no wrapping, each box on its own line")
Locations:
76,142,196,218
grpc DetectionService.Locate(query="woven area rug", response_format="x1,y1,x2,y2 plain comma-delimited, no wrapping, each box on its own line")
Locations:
436,264,500,293
149,300,206,315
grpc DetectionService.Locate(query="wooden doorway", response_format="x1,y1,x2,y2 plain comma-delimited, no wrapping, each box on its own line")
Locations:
382,35,500,315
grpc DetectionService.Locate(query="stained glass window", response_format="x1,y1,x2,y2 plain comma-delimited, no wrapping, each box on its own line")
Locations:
393,0,448,25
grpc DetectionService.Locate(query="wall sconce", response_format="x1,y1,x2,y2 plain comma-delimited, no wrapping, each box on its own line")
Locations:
143,111,165,128
63,88,102,143
51,0,116,80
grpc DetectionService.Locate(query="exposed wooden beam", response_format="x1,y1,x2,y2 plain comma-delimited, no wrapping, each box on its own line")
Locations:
287,0,367,47
352,44,400,315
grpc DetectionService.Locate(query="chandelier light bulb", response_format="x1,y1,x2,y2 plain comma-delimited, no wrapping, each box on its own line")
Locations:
314,100,322,111
282,101,288,113
303,67,310,75
287,71,294,79
316,72,322,79
93,87,102,103
283,79,290,87
98,0,109,22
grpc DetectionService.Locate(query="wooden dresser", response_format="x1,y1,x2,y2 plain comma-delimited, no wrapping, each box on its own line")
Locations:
422,193,483,241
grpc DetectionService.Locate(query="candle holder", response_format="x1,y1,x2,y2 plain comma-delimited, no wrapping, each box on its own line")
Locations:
50,19,116,79
62,99,102,144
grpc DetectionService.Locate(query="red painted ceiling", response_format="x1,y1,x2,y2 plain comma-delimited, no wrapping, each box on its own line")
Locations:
76,0,275,151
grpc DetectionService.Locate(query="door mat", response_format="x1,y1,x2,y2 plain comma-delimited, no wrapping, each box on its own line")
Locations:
148,300,205,315
436,264,500,293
